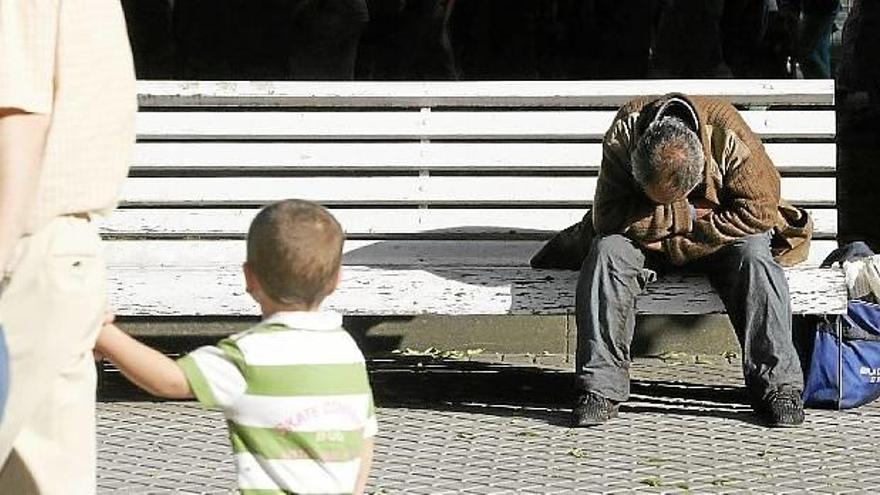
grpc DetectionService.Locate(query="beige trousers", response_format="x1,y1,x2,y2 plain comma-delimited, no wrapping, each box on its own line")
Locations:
0,216,106,494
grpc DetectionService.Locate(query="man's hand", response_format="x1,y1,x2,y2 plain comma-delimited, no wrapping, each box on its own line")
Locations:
642,241,663,251
691,198,715,221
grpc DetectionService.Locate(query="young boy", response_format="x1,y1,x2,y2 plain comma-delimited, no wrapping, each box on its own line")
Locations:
96,199,376,494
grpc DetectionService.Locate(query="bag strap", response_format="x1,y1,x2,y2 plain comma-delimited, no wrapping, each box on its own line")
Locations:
836,315,844,409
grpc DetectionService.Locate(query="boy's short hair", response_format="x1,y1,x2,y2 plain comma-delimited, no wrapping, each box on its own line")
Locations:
246,199,344,307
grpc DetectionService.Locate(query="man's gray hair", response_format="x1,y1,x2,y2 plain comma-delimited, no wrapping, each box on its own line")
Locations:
632,116,705,199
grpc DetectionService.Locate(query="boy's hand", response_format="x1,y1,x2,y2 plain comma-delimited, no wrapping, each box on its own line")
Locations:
89,317,194,399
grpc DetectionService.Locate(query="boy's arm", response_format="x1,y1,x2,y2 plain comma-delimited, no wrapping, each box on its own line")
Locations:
353,437,374,495
96,323,194,400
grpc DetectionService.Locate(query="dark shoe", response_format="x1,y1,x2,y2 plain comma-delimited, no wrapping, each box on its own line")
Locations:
755,389,805,428
571,392,619,427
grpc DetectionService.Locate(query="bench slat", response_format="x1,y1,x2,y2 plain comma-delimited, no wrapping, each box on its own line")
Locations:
119,176,837,207
137,110,835,141
104,239,839,270
121,80,842,321
100,208,838,239
131,142,836,172
137,80,836,108
108,265,846,317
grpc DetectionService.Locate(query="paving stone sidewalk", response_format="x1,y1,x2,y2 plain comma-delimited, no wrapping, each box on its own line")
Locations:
98,356,880,494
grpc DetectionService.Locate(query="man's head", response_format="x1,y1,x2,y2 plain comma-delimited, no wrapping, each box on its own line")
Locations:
632,116,705,205
245,199,344,310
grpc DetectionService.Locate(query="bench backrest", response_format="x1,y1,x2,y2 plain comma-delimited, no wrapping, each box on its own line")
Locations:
105,80,838,316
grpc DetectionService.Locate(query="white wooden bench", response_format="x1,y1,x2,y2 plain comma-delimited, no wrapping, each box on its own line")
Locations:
103,80,847,321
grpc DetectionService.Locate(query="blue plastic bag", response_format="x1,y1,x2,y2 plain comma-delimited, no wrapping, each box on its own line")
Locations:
803,300,880,409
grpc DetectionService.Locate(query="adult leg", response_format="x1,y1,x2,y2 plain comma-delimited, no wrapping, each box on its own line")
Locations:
0,217,107,493
859,1,880,106
449,0,539,79
289,0,370,80
540,0,598,80
121,0,177,79
703,233,803,403
575,235,653,402
357,0,405,79
652,0,731,78
241,0,294,80
749,6,797,78
173,0,232,79
400,0,458,80
798,11,836,79
594,0,655,79
721,0,770,78
369,0,457,80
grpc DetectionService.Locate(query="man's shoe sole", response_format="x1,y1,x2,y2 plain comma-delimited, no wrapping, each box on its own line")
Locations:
763,417,805,429
756,410,805,428
571,409,618,428
765,421,804,429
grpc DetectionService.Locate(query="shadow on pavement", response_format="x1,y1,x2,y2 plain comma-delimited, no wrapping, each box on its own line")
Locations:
367,356,762,427
99,355,762,426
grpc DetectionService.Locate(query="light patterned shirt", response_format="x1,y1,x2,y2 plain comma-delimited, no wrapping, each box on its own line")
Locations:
0,0,136,233
177,311,377,495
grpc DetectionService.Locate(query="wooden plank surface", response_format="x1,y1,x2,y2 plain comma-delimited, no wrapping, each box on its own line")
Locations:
107,265,847,317
103,239,840,271
100,208,839,240
137,80,835,108
136,110,835,141
131,141,836,173
119,176,837,207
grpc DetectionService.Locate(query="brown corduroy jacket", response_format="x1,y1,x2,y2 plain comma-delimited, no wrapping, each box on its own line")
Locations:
592,93,812,267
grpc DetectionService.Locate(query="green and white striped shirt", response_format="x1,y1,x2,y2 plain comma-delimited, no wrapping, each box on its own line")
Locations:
178,311,377,494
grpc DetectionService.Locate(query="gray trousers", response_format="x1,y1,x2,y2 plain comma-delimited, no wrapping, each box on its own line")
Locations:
575,233,804,403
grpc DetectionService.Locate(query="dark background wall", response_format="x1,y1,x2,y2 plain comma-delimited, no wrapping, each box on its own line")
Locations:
122,0,880,252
